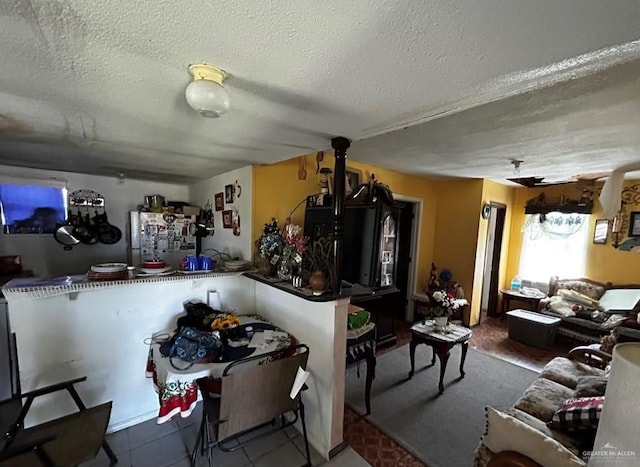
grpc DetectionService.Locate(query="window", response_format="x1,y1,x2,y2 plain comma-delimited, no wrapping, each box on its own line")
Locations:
0,183,67,234
518,213,589,282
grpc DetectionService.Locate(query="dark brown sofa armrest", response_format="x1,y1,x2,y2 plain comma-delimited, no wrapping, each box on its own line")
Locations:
568,346,612,369
487,451,542,467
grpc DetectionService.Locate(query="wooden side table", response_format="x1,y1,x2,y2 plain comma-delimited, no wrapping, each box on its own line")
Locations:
408,322,472,394
499,289,545,317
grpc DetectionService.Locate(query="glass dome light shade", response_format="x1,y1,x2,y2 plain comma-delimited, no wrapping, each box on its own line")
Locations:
185,79,230,118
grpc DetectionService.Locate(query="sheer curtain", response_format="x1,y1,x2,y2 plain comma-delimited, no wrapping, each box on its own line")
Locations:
518,213,589,283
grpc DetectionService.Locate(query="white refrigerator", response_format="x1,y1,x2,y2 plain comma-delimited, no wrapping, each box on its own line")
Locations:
129,212,197,268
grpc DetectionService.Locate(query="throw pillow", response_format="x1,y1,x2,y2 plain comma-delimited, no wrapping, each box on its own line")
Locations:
574,377,608,398
551,397,604,431
483,406,586,467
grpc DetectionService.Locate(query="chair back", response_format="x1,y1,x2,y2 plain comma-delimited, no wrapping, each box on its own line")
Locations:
217,344,309,441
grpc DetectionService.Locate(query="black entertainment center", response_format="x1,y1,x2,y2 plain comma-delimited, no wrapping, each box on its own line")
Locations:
304,201,403,347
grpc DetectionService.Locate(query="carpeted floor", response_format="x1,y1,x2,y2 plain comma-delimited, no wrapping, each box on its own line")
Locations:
345,343,537,467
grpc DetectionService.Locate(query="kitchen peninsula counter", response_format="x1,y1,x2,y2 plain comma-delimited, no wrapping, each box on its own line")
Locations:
3,271,349,460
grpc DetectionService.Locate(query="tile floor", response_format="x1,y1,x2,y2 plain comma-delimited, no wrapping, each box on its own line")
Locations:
81,404,366,467
83,316,571,467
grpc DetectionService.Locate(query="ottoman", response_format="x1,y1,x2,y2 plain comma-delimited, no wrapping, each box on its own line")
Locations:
506,309,561,348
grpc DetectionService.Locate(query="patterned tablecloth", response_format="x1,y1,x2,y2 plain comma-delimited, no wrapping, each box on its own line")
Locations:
146,314,295,423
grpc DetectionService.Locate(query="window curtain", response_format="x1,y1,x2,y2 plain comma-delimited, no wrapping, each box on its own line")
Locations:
518,213,589,282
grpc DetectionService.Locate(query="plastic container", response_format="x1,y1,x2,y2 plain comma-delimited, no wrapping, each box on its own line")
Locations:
511,274,522,292
506,310,561,348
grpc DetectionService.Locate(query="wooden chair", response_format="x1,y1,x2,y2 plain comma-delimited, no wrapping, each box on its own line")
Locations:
191,344,311,467
0,333,117,466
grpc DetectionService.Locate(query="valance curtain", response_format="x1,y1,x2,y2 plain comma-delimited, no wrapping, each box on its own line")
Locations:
519,213,589,282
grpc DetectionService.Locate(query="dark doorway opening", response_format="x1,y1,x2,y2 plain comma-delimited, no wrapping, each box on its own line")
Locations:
480,203,507,322
394,201,416,322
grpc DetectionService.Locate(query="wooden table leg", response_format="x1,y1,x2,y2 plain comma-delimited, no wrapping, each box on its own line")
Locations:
365,354,376,415
459,341,469,378
409,336,417,378
435,343,451,395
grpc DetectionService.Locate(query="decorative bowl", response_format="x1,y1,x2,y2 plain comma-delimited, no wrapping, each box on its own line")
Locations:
91,262,127,273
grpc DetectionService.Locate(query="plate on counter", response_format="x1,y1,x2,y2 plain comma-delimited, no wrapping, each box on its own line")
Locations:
87,270,127,281
138,270,175,277
177,269,213,274
224,260,250,271
91,262,127,273
139,266,173,274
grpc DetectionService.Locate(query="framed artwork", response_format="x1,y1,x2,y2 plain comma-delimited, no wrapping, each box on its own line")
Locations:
222,210,233,228
214,192,224,211
593,219,609,244
628,212,640,237
224,184,234,204
345,168,362,194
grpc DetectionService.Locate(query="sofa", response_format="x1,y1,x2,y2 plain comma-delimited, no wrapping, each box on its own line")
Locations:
473,346,611,467
537,277,640,344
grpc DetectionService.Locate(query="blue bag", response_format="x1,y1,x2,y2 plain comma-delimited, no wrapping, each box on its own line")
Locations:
163,327,222,370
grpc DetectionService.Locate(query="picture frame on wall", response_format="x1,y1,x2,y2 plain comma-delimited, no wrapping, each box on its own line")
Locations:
593,219,609,244
345,168,362,195
222,210,233,228
225,184,234,204
214,192,224,211
628,212,640,237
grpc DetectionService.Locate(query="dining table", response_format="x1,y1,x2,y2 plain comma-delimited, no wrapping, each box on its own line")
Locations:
146,314,296,424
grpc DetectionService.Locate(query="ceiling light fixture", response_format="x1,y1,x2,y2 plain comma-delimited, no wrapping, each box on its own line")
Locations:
511,159,523,176
185,64,230,118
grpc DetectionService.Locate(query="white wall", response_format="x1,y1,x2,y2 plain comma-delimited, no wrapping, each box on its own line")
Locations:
189,166,252,261
254,281,349,459
7,275,256,432
0,165,188,277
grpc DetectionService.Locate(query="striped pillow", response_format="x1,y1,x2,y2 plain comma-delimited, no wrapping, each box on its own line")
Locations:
551,397,604,431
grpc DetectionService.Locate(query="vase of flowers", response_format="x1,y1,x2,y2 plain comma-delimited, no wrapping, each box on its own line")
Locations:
278,222,308,281
430,289,458,331
255,218,285,276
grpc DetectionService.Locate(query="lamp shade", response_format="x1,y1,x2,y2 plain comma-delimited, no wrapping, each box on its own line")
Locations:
589,343,640,466
185,79,230,118
185,64,230,118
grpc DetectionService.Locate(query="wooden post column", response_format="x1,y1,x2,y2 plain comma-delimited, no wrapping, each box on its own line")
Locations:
331,136,351,293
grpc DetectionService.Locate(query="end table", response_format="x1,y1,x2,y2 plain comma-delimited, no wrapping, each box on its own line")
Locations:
408,321,472,394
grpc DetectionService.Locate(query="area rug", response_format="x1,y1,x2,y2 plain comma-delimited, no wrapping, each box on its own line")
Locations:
345,344,537,467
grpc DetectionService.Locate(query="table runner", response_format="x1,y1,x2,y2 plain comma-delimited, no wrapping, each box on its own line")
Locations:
411,320,471,343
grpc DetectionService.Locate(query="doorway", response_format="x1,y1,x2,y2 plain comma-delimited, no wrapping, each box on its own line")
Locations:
394,200,417,322
480,203,507,321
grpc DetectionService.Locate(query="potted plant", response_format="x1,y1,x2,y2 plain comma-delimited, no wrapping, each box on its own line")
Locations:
305,237,334,295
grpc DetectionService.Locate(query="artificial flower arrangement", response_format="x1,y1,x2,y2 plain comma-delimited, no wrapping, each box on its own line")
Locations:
256,218,285,263
282,222,309,260
430,289,459,317
211,313,240,331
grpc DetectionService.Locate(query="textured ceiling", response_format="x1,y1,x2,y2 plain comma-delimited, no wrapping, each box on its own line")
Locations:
350,58,640,183
1,1,640,183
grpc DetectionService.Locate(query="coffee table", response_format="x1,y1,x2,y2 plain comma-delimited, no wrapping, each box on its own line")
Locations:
408,321,472,394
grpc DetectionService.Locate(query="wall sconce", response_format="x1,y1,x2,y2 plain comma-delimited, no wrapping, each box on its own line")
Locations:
185,64,230,118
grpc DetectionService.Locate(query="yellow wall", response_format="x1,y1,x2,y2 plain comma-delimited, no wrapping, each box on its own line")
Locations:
429,179,482,324
504,180,640,287
252,155,438,290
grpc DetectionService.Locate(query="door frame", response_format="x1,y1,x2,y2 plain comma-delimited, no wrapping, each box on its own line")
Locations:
480,202,507,321
394,194,422,322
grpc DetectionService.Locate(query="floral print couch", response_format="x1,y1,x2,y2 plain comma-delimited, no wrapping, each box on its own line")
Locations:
473,347,610,467
537,277,640,344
